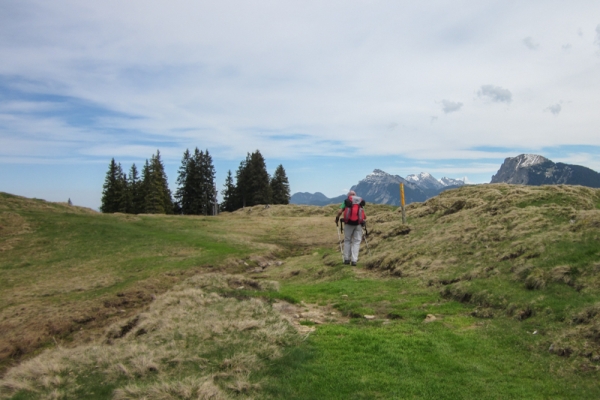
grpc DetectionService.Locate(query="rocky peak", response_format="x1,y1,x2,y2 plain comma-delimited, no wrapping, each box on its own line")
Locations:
406,172,443,191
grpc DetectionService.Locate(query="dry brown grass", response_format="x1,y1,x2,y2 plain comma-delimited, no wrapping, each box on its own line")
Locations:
0,273,299,399
363,184,600,281
0,194,335,374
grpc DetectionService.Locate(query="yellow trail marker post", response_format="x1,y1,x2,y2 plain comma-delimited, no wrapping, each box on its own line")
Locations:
400,183,406,224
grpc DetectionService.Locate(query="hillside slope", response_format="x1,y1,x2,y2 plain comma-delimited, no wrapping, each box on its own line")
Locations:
363,184,600,360
2,187,600,399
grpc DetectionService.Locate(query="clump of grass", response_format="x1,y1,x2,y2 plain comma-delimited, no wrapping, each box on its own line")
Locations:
0,273,299,399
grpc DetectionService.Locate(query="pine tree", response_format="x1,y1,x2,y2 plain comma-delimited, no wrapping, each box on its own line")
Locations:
221,170,236,212
247,150,272,206
117,169,129,213
128,164,142,214
101,158,125,213
270,164,290,204
233,150,272,208
199,149,216,215
175,149,192,214
139,160,151,213
174,148,216,215
143,151,173,214
234,154,251,209
189,148,204,214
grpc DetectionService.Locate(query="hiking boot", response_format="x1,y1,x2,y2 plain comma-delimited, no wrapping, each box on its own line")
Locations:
344,260,350,265
351,262,357,266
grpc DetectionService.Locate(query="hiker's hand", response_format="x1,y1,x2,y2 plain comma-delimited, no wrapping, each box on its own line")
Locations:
335,216,339,226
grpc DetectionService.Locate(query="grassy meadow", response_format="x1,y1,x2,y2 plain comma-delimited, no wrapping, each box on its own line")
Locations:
1,185,600,399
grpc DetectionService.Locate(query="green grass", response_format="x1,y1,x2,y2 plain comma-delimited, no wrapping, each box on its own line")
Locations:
3,188,600,399
261,319,600,399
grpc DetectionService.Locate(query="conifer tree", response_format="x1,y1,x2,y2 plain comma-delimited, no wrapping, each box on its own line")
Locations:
270,164,290,204
128,163,142,214
234,150,272,208
175,149,192,214
221,170,236,212
247,150,272,206
117,170,129,213
199,149,216,215
101,158,125,213
234,154,251,209
143,151,173,214
139,159,151,213
174,148,216,215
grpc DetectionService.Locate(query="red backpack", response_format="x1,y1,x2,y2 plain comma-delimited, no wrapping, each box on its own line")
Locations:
343,196,366,225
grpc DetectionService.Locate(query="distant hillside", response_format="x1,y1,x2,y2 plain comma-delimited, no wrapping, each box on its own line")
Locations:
491,154,600,187
291,169,465,206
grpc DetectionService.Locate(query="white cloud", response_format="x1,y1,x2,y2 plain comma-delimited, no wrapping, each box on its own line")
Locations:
2,1,600,208
545,104,562,115
440,100,463,113
477,85,512,103
522,36,540,50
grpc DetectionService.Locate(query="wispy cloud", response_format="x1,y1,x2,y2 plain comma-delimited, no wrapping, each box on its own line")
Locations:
440,100,463,113
545,103,562,115
2,1,600,209
522,37,540,50
477,85,512,104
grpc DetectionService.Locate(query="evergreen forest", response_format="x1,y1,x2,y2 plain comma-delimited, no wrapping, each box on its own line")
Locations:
100,149,290,214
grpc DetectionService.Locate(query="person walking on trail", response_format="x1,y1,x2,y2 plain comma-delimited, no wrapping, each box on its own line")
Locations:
335,190,367,266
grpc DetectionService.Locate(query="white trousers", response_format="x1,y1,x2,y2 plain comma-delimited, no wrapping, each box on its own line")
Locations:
344,224,363,262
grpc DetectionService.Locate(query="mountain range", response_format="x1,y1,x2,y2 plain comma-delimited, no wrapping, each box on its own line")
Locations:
291,170,465,206
291,154,600,206
491,154,600,187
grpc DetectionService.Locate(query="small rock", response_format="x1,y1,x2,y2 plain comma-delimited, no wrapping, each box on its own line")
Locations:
237,286,244,290
423,314,437,323
341,294,348,298
533,330,538,335
364,315,376,320
293,314,300,319
330,312,336,316
275,261,284,266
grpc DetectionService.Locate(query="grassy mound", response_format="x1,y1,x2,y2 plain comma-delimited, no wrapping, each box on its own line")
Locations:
363,184,600,364
1,274,297,399
2,187,600,399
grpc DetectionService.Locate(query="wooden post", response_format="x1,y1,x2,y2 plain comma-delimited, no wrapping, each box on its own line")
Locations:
400,183,406,224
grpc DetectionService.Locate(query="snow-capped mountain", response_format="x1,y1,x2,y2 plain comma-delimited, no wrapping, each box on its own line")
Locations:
291,169,466,206
491,154,600,187
406,172,444,191
440,177,467,187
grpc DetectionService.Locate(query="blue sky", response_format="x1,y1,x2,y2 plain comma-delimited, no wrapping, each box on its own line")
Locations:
1,1,600,210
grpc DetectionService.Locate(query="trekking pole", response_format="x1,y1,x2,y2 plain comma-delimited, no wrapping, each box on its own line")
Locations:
336,220,344,262
362,223,371,255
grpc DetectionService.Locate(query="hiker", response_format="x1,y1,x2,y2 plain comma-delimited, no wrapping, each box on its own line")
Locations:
335,190,366,266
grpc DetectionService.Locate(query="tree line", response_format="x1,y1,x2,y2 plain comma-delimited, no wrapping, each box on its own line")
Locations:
100,149,290,214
